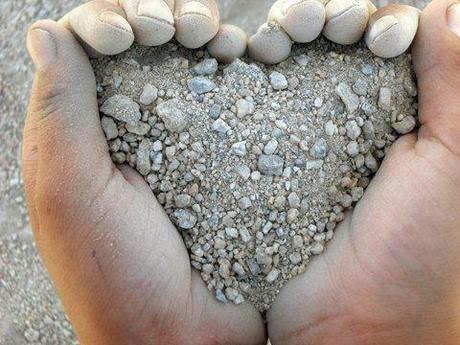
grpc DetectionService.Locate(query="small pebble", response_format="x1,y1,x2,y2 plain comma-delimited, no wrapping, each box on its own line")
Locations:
258,154,284,176
191,58,218,76
139,84,158,105
270,71,288,90
174,209,197,229
236,99,255,117
100,95,141,125
188,76,216,94
212,118,231,134
336,82,359,113
156,99,189,133
392,115,416,134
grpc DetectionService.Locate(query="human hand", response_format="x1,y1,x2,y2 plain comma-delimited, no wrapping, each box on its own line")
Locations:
22,16,266,345
267,0,460,344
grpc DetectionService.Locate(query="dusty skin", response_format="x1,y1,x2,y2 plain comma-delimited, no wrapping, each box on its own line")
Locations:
59,0,420,63
8,2,460,344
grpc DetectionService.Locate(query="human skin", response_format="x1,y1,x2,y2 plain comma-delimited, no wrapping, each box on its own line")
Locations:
23,0,460,344
267,0,460,344
23,20,266,345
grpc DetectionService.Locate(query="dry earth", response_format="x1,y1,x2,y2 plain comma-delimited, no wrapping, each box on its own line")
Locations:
0,0,430,344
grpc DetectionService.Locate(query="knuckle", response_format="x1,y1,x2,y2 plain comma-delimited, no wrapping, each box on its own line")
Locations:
32,80,68,122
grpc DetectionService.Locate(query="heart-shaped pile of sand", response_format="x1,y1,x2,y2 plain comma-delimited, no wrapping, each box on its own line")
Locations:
92,38,416,312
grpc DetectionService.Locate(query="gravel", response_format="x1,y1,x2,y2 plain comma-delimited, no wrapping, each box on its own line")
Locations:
156,98,189,132
269,71,288,90
187,76,217,94
0,0,429,341
139,84,158,105
191,58,219,76
92,37,417,312
100,94,142,125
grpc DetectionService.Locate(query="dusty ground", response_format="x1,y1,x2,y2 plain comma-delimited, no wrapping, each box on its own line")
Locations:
0,0,429,344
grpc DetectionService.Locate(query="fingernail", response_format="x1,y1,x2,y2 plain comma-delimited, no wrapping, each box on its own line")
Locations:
27,28,57,70
447,3,460,37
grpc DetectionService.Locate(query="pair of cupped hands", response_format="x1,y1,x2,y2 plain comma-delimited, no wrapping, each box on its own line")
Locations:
23,0,460,344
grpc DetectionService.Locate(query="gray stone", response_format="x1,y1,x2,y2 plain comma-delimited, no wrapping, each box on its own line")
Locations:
325,120,338,136
361,64,374,75
247,259,261,275
139,84,158,105
346,141,360,157
101,116,118,140
215,289,228,303
288,192,301,208
225,227,239,238
136,139,151,176
264,139,279,155
212,118,231,134
289,252,302,265
345,120,362,140
335,82,359,113
310,138,328,159
363,121,375,139
225,287,240,302
100,94,141,125
233,262,246,276
126,121,151,135
258,154,284,176
232,141,247,156
235,164,251,180
266,269,280,283
306,160,324,170
173,209,197,230
310,242,324,255
240,228,252,242
236,99,255,117
270,71,288,90
365,153,379,172
378,87,392,110
175,194,192,208
239,197,252,210
392,115,416,134
292,235,304,249
352,78,368,96
191,58,218,76
187,76,216,94
156,99,189,133
209,104,222,119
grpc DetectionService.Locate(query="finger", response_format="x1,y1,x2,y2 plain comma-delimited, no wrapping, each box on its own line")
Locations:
174,0,220,48
248,23,292,64
59,0,134,56
268,0,326,43
27,20,114,212
366,4,420,58
412,0,460,156
119,0,175,46
323,0,371,45
207,24,248,63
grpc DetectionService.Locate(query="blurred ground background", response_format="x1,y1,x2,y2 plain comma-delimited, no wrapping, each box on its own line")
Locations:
0,0,429,343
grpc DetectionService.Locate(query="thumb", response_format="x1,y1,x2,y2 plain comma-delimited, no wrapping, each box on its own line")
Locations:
26,20,113,216
412,0,460,157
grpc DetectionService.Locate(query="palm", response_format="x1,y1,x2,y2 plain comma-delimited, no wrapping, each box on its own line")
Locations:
268,135,460,344
89,167,266,344
30,96,265,345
